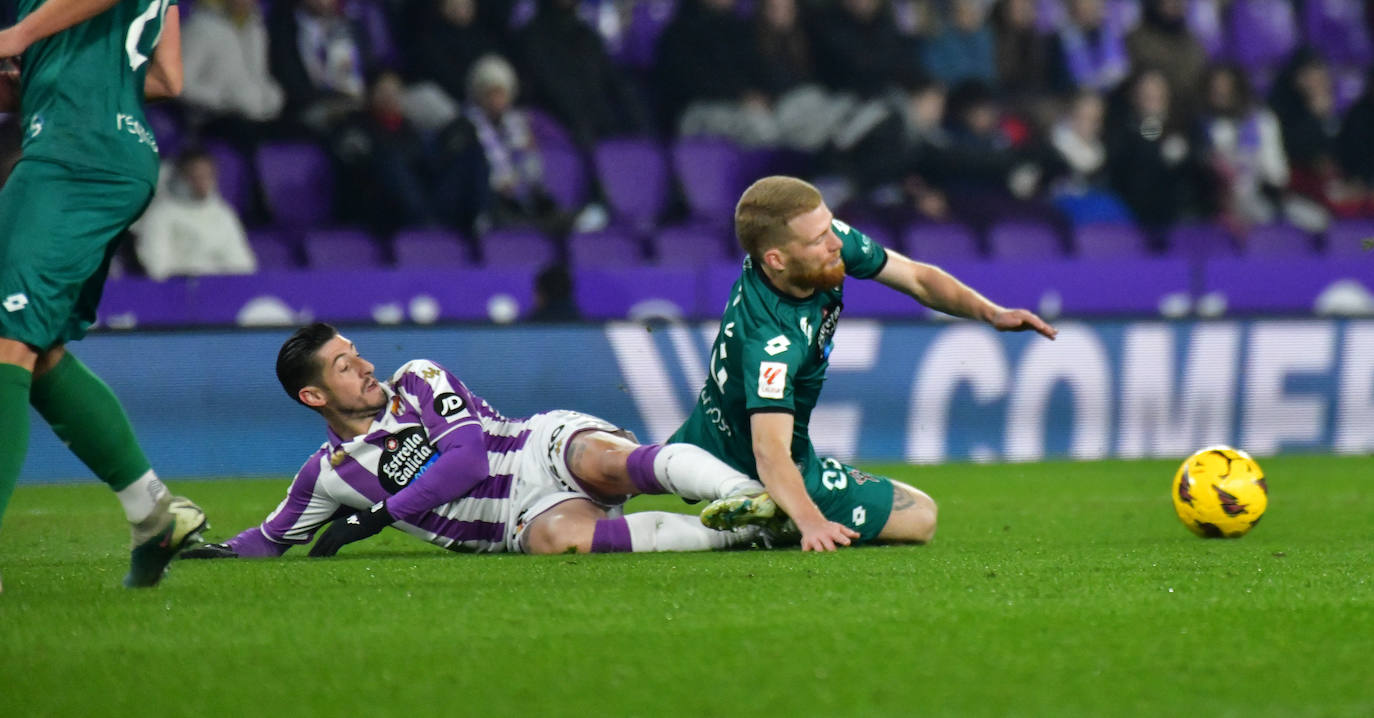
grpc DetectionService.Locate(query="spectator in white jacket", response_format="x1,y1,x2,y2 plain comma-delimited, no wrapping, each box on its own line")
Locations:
134,148,258,280
181,0,285,127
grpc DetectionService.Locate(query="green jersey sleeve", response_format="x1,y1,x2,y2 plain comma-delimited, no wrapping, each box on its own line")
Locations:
739,321,808,413
834,218,888,279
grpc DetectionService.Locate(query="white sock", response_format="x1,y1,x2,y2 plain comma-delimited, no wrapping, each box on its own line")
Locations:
652,444,765,501
116,470,169,523
624,511,758,552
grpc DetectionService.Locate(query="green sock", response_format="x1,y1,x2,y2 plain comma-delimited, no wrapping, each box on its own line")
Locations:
29,353,151,492
0,363,33,531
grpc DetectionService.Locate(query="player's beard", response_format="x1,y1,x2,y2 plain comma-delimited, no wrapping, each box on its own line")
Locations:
789,256,846,292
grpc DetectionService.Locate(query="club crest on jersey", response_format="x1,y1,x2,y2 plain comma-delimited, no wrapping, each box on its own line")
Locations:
378,427,437,494
433,392,467,418
390,396,405,417
758,361,787,399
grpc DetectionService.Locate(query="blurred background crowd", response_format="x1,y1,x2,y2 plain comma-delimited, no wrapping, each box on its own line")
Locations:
0,0,1371,296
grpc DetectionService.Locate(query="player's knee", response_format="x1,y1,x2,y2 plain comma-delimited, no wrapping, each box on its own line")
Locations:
880,487,938,544
566,431,635,484
524,511,596,554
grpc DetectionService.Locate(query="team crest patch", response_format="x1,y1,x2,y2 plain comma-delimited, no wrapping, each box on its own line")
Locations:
390,396,404,416
758,361,787,399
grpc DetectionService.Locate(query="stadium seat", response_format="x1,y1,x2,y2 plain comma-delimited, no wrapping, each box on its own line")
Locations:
255,141,334,228
527,107,578,155
1166,222,1239,258
1303,0,1373,66
205,141,254,219
1073,223,1150,259
652,223,733,267
393,229,470,268
568,229,645,268
672,137,750,224
901,223,982,262
1186,0,1227,59
621,0,677,69
1244,224,1316,257
540,145,591,211
479,228,557,268
1227,0,1298,75
145,105,184,158
1324,219,1374,256
593,138,672,231
302,229,385,270
246,229,299,270
987,220,1065,260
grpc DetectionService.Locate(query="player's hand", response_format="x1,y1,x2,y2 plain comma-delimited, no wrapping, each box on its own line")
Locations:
0,28,32,60
179,542,239,559
990,308,1057,340
308,502,394,557
796,518,859,552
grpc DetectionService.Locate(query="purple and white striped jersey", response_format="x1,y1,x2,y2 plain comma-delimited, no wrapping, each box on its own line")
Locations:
226,359,540,556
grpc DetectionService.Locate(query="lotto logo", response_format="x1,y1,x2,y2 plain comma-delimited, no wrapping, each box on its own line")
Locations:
3,293,28,313
763,335,791,356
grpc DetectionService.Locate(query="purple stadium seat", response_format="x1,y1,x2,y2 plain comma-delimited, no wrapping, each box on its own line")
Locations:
987,220,1065,260
1324,219,1374,256
393,229,470,268
1187,0,1227,59
1304,0,1373,66
901,223,982,262
145,105,183,158
593,138,672,231
528,107,577,154
1166,222,1238,258
1073,223,1149,259
652,224,733,266
302,229,385,269
479,228,557,268
673,137,751,224
246,229,298,270
1244,224,1315,257
621,0,677,69
1227,0,1298,73
255,141,334,228
540,145,591,211
205,141,253,219
569,230,645,268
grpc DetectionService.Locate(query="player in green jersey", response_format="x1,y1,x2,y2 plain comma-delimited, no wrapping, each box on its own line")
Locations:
0,0,206,590
673,176,1057,552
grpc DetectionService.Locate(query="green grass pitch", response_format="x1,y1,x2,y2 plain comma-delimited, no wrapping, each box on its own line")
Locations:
2,455,1370,717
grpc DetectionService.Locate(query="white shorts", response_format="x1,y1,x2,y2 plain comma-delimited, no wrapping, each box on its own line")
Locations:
505,410,628,552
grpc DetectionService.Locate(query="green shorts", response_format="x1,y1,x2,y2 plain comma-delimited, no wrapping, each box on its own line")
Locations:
805,458,895,543
0,158,153,349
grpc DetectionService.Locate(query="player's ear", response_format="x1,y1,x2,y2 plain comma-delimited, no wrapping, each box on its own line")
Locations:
299,385,328,409
762,246,787,272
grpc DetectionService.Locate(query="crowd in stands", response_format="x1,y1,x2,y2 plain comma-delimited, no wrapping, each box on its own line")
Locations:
1,0,1373,290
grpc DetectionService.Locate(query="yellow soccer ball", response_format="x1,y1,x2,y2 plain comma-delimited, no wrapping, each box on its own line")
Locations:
1171,446,1269,538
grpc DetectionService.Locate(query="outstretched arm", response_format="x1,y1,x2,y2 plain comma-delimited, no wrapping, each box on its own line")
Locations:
874,249,1058,339
0,0,121,57
752,412,859,552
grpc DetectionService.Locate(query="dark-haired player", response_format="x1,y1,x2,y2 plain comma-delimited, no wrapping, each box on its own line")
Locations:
182,323,768,559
